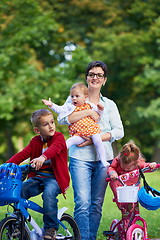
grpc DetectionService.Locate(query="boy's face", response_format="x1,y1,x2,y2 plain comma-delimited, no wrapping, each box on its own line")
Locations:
70,88,87,107
34,114,55,139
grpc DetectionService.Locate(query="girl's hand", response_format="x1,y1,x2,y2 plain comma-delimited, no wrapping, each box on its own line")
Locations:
149,162,157,169
30,156,46,170
78,136,92,147
42,98,52,108
110,171,118,180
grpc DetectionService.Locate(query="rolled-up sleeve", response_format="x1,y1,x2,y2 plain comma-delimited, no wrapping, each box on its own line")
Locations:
57,97,74,125
108,101,124,142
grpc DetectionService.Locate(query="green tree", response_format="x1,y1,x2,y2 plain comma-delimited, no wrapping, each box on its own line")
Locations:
0,0,160,162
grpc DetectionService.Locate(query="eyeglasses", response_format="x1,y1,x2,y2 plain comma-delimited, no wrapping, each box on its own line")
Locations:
87,72,105,79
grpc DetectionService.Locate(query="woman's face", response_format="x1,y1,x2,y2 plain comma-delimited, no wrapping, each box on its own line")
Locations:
86,67,107,89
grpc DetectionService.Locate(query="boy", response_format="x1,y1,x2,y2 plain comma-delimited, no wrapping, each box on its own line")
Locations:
7,109,70,240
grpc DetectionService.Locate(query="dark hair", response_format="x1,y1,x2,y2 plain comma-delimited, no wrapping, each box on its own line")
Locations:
85,61,108,79
31,109,53,127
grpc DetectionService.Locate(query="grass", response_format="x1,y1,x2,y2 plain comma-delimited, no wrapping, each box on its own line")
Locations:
0,171,160,239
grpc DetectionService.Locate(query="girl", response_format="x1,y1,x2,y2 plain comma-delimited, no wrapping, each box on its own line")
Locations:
108,140,157,214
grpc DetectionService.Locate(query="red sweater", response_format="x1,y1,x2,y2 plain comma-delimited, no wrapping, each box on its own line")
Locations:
108,156,151,176
107,156,151,185
7,132,70,194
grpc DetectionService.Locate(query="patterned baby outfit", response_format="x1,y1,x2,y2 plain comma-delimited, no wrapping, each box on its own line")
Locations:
68,103,101,137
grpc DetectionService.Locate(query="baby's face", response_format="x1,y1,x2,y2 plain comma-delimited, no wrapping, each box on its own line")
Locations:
70,88,87,107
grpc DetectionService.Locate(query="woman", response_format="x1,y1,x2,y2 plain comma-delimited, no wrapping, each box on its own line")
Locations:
58,61,124,240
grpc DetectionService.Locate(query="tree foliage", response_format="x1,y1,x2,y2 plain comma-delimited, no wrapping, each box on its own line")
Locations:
0,0,160,161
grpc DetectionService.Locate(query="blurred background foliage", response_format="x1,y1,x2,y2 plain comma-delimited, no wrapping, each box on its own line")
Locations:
0,0,160,163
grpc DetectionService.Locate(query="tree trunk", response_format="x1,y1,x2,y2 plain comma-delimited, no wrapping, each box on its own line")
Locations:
5,129,15,159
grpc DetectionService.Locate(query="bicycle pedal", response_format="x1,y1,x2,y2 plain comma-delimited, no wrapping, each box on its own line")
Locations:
103,230,115,237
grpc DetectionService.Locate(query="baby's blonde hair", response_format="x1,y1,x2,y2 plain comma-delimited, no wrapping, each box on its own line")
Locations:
119,140,142,165
70,83,88,96
31,109,52,127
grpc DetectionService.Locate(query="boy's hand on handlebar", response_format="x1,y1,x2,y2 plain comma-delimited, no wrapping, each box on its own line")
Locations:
149,162,157,169
30,156,46,170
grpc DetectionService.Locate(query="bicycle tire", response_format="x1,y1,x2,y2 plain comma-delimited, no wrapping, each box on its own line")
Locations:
57,213,81,240
109,219,121,240
126,224,144,240
0,217,31,240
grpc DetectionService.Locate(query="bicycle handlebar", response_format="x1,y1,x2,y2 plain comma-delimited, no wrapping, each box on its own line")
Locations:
19,164,36,181
106,163,160,183
0,160,52,182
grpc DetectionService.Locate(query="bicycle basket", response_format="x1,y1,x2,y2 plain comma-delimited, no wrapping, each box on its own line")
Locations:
117,186,139,203
0,163,22,206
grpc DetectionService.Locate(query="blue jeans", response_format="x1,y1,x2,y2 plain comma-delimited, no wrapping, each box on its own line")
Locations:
21,177,61,230
69,157,110,240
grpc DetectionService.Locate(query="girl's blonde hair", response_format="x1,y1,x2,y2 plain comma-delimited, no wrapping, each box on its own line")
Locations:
119,140,143,165
70,83,88,96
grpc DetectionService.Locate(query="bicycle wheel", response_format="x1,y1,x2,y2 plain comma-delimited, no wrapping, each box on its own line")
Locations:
126,224,144,240
109,219,121,240
0,217,31,240
57,213,81,240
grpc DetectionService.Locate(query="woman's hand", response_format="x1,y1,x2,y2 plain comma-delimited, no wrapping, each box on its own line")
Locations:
68,109,100,124
89,110,100,122
78,136,93,147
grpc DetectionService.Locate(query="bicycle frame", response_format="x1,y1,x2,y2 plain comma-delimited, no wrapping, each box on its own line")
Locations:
104,164,160,240
108,211,148,240
0,163,80,240
7,200,68,239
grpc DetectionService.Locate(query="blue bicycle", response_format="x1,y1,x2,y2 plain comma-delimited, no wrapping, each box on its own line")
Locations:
0,162,81,240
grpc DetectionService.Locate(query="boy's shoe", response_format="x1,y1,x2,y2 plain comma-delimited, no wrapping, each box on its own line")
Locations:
43,228,57,240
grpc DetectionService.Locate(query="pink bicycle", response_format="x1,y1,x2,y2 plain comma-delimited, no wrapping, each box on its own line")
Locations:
103,164,160,240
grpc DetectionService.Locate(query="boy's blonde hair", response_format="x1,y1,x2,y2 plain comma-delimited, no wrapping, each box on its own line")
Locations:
31,109,52,127
119,140,143,165
70,83,88,96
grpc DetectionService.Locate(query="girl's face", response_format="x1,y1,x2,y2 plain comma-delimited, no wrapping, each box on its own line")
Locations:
86,67,107,89
70,88,87,107
120,161,138,172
